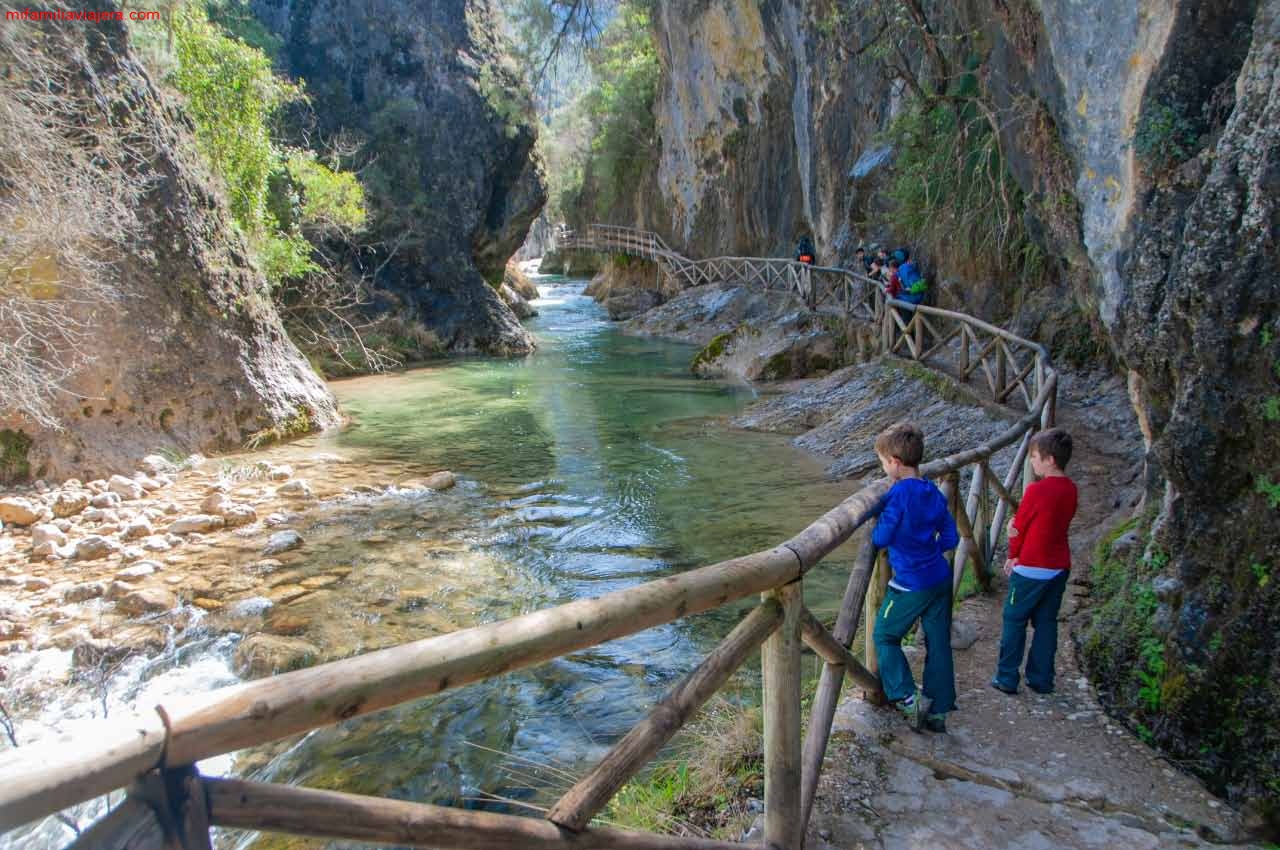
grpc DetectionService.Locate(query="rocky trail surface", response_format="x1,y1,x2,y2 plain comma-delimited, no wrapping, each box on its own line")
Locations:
728,358,1265,848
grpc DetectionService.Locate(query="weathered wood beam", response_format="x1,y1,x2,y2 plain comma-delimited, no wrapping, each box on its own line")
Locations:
799,540,879,832
0,712,167,833
61,796,166,850
546,600,782,832
163,544,804,767
204,778,746,850
798,607,881,694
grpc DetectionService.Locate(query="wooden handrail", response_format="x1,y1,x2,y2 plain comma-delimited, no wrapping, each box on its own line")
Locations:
10,222,1059,850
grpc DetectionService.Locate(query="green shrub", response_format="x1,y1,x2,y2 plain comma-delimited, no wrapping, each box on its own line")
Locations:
1135,101,1199,172
0,430,33,485
881,85,1044,287
172,4,300,233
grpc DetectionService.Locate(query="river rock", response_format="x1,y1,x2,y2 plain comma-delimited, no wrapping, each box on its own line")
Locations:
108,475,144,501
168,515,225,535
30,541,70,561
140,455,178,476
32,523,68,549
117,586,177,616
82,507,118,524
73,535,120,561
263,530,303,555
403,471,457,491
71,626,166,669
0,620,26,640
200,492,230,514
267,464,294,482
0,497,43,527
90,491,122,509
951,619,980,651
63,581,108,603
51,490,91,519
24,576,52,591
310,453,348,464
265,609,312,636
116,562,158,581
121,517,154,541
233,633,319,679
135,475,164,493
276,480,313,499
221,504,258,528
140,535,171,552
264,512,290,527
86,479,107,494
52,518,72,532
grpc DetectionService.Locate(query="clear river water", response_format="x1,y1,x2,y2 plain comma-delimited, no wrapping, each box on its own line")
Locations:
12,275,866,849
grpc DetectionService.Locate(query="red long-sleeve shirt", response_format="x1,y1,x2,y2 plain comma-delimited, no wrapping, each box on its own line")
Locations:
1008,475,1077,569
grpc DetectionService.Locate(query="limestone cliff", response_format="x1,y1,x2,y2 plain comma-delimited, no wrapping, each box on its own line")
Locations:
0,8,338,483
250,0,545,355
585,0,1278,825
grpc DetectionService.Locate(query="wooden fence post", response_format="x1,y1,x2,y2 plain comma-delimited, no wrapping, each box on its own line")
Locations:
762,581,802,850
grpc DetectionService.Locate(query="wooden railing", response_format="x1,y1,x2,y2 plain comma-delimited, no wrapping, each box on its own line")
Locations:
0,225,1056,850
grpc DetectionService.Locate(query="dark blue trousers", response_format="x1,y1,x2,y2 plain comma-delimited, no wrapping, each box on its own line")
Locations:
873,581,956,713
994,571,1068,692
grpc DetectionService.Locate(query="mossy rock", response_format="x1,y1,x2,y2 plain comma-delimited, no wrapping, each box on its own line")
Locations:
690,330,736,373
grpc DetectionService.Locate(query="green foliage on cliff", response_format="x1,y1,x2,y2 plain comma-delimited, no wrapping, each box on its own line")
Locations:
172,4,299,234
1135,100,1200,173
881,86,1044,287
583,5,658,212
516,1,657,223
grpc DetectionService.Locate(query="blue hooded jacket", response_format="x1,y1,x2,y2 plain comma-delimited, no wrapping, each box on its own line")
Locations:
871,478,959,591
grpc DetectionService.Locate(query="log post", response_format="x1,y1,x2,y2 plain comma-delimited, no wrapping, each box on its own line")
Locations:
799,541,879,832
762,581,802,850
912,309,924,359
995,340,1008,399
863,551,889,685
959,324,970,376
963,465,986,589
62,796,166,850
546,600,782,832
204,777,749,850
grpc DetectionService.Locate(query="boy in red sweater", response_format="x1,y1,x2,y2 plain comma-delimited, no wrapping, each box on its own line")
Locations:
991,428,1078,695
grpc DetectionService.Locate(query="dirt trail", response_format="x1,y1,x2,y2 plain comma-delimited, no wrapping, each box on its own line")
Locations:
801,369,1264,849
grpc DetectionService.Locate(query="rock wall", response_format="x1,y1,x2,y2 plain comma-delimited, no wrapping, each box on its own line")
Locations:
251,0,544,355
0,8,338,483
592,0,1278,825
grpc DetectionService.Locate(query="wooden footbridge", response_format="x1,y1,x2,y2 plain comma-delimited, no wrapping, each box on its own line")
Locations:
1,225,1057,850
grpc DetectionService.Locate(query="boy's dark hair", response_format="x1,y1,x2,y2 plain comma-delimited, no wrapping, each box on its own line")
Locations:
875,421,925,467
1030,428,1073,470
888,258,900,269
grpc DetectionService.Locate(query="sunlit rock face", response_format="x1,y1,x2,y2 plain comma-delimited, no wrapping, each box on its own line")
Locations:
628,0,1279,820
0,6,338,482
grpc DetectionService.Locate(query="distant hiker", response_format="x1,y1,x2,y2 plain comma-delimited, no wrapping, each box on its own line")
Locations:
796,235,816,265
855,245,872,274
895,249,927,305
884,257,903,300
871,422,960,734
991,428,1078,696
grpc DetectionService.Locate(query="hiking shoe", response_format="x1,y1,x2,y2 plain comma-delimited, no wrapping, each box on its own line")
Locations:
1027,683,1054,695
990,679,1018,696
924,713,947,734
894,688,927,732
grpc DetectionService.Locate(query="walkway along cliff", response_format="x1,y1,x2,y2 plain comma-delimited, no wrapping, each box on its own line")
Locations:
1,229,1067,850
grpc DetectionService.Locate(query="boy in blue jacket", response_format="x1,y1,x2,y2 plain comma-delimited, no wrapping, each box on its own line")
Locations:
871,422,959,732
